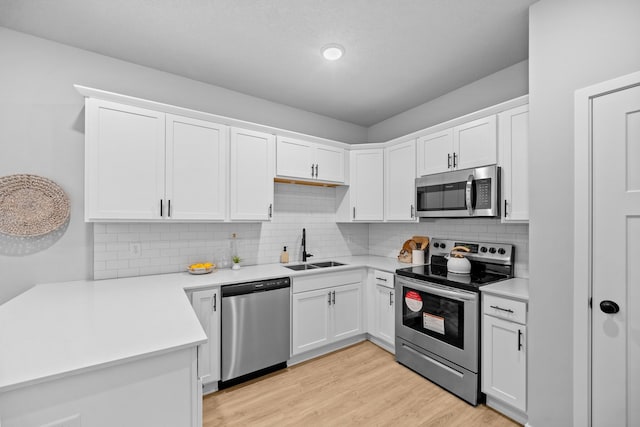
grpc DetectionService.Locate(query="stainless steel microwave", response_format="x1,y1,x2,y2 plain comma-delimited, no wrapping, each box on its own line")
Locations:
415,165,500,218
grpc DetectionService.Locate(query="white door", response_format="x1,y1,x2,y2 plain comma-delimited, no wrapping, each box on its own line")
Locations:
417,129,453,176
314,144,345,183
374,284,395,345
276,136,314,180
165,115,227,220
592,84,640,426
482,315,526,412
84,98,165,220
351,149,384,221
385,139,417,221
332,283,362,341
498,105,529,222
191,288,221,385
291,288,331,355
454,116,497,170
229,127,275,221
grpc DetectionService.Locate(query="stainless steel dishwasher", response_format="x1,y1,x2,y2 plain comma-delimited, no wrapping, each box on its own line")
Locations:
220,277,290,386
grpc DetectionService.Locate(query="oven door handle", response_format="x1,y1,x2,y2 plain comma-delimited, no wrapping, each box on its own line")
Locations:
465,174,474,216
400,279,476,301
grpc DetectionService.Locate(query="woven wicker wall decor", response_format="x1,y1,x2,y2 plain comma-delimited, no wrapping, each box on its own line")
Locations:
0,174,70,237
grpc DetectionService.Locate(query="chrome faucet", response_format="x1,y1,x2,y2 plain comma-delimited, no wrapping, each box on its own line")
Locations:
302,228,313,262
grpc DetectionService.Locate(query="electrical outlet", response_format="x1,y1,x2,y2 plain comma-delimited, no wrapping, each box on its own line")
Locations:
41,414,82,427
129,242,141,257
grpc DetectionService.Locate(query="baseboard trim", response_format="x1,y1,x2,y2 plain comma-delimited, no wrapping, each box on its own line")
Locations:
288,335,366,366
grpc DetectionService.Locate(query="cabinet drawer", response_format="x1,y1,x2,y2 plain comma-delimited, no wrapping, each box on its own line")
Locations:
293,269,364,294
483,294,527,324
372,270,394,289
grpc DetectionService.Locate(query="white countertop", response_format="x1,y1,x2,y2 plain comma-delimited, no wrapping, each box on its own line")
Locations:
481,277,529,301
0,255,414,393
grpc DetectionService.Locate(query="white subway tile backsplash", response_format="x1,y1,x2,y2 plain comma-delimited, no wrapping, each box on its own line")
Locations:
93,184,529,280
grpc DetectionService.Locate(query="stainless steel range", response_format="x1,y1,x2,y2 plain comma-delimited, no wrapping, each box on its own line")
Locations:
395,238,514,405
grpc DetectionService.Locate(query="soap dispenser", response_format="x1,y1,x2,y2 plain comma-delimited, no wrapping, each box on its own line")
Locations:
280,246,289,263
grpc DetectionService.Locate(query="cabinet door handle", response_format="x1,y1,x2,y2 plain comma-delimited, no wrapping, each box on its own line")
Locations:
212,294,217,312
490,305,514,313
328,291,332,306
311,164,315,178
410,204,415,218
315,164,319,178
447,153,452,169
268,203,273,218
518,329,523,351
389,291,393,306
376,277,387,281
332,290,336,305
160,199,163,217
504,200,508,218
453,152,458,168
353,207,356,219
168,199,171,218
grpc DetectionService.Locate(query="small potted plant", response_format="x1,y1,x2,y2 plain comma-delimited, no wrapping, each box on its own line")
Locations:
232,255,241,270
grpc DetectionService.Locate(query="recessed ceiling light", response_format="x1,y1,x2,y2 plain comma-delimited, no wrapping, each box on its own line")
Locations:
321,44,344,61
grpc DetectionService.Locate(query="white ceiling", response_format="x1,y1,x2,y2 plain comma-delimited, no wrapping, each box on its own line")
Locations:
0,0,536,127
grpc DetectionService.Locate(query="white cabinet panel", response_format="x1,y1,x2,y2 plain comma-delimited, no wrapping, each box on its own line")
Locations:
373,284,395,346
276,137,315,180
166,115,227,220
314,144,345,182
483,316,526,412
499,105,529,222
417,129,453,176
229,127,275,221
351,149,384,221
85,98,165,220
454,115,497,170
292,288,332,354
191,288,221,386
332,283,362,341
385,139,417,221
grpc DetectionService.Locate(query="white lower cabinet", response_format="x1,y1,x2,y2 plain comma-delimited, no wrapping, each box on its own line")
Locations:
191,288,221,389
367,270,395,351
482,293,527,422
292,270,364,356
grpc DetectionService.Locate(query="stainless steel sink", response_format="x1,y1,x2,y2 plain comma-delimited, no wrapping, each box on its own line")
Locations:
310,261,345,268
283,261,346,271
284,264,320,271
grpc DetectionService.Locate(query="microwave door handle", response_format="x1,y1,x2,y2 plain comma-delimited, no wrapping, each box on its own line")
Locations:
465,174,474,215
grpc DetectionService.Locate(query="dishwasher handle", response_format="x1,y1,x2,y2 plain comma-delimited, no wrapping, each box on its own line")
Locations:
221,277,290,297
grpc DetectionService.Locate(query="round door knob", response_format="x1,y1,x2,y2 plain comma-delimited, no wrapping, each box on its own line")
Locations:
600,300,620,314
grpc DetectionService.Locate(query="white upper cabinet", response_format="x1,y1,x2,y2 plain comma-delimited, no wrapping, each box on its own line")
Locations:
417,116,497,176
85,99,229,222
229,127,275,221
454,116,497,170
337,149,384,222
417,129,453,176
498,105,529,223
276,136,345,183
384,139,417,221
165,114,227,221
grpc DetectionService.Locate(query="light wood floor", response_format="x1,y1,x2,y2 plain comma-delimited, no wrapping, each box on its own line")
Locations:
203,341,520,426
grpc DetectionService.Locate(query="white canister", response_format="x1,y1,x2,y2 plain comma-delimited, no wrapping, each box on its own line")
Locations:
412,250,425,264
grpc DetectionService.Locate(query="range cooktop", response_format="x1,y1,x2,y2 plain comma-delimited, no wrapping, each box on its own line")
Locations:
395,238,515,292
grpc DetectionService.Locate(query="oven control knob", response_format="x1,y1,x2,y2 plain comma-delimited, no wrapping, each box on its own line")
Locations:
489,247,497,254
498,248,506,255
434,242,440,248
440,243,446,249
480,247,487,253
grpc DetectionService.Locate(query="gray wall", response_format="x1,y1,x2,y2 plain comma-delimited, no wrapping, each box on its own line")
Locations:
527,1,640,426
0,28,367,304
366,60,529,143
